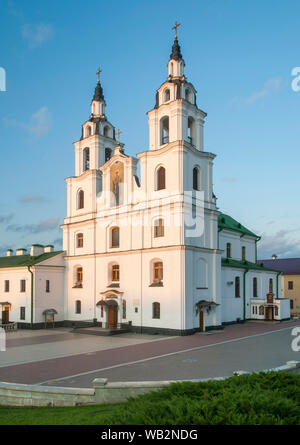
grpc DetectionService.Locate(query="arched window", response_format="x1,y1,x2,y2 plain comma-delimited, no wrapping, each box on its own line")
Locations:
164,89,170,102
77,233,83,248
170,62,173,76
185,88,191,102
122,300,126,319
153,261,163,283
103,126,109,137
235,276,240,298
226,243,231,258
111,227,120,248
83,147,90,171
188,117,194,145
75,267,83,287
160,117,169,145
156,166,166,190
105,148,112,162
86,126,91,137
154,219,164,238
259,305,264,316
77,190,84,209
152,302,160,319
112,264,120,282
193,167,199,190
75,300,81,314
242,246,246,261
253,277,258,297
269,278,273,293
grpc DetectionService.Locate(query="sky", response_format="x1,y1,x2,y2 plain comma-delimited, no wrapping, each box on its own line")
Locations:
0,0,300,259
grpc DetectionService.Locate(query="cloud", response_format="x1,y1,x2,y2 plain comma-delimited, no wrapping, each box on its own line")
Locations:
21,23,53,48
3,106,52,139
257,228,300,259
245,77,282,105
6,217,60,234
19,194,49,203
0,213,14,224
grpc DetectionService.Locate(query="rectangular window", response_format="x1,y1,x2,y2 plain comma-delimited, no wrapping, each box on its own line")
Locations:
4,280,9,292
20,279,26,292
152,302,160,319
154,262,163,282
226,243,231,259
20,307,25,320
112,265,120,282
242,246,246,261
77,233,84,248
288,281,293,290
46,280,50,293
290,299,294,309
253,277,258,297
235,276,240,298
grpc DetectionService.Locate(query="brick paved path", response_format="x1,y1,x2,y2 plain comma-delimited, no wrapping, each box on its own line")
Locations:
0,320,299,385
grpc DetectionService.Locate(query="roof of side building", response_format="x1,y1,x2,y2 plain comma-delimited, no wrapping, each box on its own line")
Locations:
222,258,281,273
218,213,260,239
257,258,300,275
0,251,64,269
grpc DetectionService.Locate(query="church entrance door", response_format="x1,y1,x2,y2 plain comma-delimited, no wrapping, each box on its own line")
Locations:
108,305,118,329
265,307,273,321
199,311,204,332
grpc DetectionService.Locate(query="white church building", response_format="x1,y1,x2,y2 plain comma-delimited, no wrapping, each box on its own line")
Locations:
0,34,290,334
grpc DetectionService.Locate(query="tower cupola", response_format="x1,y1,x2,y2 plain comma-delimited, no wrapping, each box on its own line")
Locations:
91,68,106,117
168,21,185,78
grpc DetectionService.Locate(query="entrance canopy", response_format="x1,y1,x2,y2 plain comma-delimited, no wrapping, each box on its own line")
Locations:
0,302,11,307
96,299,118,307
42,309,58,315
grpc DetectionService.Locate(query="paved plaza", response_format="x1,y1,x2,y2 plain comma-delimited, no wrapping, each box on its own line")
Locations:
0,320,299,388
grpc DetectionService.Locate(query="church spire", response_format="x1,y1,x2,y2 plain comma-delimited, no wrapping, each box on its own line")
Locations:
168,22,185,78
170,38,183,62
91,67,106,116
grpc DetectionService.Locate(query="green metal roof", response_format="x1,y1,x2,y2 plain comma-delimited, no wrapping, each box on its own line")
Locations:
218,213,259,239
0,251,64,269
222,257,281,273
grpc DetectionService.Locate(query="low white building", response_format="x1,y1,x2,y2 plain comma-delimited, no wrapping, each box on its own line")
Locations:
0,245,65,328
0,34,290,333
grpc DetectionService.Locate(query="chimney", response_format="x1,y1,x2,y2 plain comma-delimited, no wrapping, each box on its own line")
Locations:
16,248,27,256
30,244,44,257
44,245,54,253
6,249,13,257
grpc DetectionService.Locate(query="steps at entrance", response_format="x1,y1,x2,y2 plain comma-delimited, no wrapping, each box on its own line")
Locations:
71,327,130,336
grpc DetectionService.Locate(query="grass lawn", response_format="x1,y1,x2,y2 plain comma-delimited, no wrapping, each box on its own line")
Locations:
0,372,299,425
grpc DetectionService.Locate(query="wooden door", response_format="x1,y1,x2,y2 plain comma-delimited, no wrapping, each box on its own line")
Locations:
2,309,9,324
108,306,117,329
199,311,204,332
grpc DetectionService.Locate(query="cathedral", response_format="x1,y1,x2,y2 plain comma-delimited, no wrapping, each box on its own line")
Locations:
0,31,290,334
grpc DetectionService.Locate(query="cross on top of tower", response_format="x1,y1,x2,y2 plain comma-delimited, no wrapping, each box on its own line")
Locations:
172,21,181,39
96,67,102,83
117,128,122,143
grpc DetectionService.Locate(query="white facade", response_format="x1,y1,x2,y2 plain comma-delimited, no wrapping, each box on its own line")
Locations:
60,36,289,335
0,247,65,327
0,36,290,332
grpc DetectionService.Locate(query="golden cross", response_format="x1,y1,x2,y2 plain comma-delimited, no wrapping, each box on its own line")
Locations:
172,21,181,39
96,67,102,82
117,128,122,143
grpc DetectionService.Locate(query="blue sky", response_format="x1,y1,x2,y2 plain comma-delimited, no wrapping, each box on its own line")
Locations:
0,0,300,259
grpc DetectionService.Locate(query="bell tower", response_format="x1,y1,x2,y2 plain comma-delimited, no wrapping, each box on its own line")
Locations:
73,69,117,177
147,24,206,152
